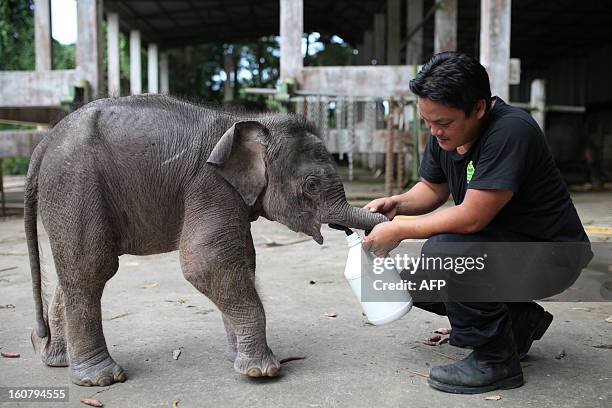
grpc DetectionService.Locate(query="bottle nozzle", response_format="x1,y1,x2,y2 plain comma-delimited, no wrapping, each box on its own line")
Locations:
328,223,354,236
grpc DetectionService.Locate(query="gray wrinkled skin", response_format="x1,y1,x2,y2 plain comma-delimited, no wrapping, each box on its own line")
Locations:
24,94,386,386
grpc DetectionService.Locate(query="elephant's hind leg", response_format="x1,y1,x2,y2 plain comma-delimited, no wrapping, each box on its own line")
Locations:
38,287,69,367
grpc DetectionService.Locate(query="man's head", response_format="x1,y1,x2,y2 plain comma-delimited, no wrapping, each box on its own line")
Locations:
409,52,491,151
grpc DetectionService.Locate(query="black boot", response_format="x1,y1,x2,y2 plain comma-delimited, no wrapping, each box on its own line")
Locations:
508,303,553,359
428,324,523,394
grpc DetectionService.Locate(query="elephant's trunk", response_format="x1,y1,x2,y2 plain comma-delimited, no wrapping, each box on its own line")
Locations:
324,201,388,232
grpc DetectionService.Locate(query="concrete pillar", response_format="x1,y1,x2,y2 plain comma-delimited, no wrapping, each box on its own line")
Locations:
406,0,423,64
530,79,546,132
373,13,386,64
147,43,159,93
280,0,303,82
479,0,511,101
160,52,169,94
107,12,120,97
387,0,401,65
223,50,235,102
434,0,457,53
363,30,374,65
34,0,52,71
130,30,142,95
76,0,104,98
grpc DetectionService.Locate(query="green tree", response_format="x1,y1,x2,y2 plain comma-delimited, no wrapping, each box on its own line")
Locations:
0,0,35,70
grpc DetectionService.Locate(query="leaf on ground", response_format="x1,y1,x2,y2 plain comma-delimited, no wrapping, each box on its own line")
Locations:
140,282,158,289
434,327,452,335
107,312,129,321
1,351,20,358
173,348,182,360
484,395,502,401
80,398,103,407
172,401,180,408
593,344,612,349
419,335,442,346
555,349,566,359
324,312,338,318
280,356,306,364
605,315,612,323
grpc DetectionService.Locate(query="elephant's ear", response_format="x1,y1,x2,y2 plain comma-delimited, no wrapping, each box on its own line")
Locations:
206,120,268,206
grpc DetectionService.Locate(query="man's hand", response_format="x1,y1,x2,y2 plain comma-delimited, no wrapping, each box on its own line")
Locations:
362,221,401,257
364,196,400,220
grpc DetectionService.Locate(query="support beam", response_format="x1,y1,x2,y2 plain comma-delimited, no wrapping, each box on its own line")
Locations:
76,0,104,98
107,12,120,97
0,70,78,107
298,66,415,97
280,0,303,82
530,79,546,132
130,30,142,94
160,52,169,94
373,13,386,64
387,0,401,65
362,30,374,65
406,0,423,64
34,0,52,71
147,43,159,93
479,0,511,101
223,50,235,102
0,131,46,158
434,0,457,53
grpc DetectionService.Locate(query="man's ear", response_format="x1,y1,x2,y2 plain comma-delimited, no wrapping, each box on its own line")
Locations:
206,121,268,206
475,99,487,119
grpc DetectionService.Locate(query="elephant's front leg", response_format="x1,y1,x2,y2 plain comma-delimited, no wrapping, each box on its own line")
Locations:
180,224,279,377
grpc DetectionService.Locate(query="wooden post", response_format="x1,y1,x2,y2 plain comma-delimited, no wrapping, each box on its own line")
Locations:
148,43,159,93
479,0,511,101
530,79,546,132
406,0,423,64
107,12,120,97
385,98,395,197
160,52,169,94
363,30,374,65
35,0,52,71
76,0,104,98
374,13,386,64
434,0,457,53
130,30,142,95
224,50,235,102
387,0,401,65
280,0,303,82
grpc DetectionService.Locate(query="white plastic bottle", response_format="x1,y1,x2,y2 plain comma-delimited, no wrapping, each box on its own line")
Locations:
343,230,412,325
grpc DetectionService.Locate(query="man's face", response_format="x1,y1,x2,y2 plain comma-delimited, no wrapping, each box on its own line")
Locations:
417,97,486,151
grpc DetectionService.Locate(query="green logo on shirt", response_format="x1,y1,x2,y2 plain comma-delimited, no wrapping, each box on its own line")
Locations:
466,160,475,183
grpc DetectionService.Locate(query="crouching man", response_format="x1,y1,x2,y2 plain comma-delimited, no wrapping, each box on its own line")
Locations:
363,52,592,394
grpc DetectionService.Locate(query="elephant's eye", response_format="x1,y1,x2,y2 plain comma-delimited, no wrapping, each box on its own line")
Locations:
304,177,320,195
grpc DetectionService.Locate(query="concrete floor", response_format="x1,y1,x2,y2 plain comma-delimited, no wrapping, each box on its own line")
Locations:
0,175,611,408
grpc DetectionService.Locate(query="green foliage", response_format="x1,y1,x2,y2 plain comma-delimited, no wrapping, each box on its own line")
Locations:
2,156,30,175
53,39,75,69
0,0,35,70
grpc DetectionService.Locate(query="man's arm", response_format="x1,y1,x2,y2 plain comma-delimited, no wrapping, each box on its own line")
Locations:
396,180,450,215
362,188,513,256
394,188,513,239
365,180,450,219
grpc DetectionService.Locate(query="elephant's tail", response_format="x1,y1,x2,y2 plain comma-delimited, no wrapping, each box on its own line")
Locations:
24,134,51,339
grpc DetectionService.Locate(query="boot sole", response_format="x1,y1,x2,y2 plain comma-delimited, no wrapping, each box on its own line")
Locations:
427,373,524,394
519,311,554,359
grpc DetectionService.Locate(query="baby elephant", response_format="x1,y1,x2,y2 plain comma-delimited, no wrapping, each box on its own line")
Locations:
25,95,385,386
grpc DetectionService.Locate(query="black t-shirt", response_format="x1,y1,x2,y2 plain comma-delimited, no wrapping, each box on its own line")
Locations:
419,97,588,242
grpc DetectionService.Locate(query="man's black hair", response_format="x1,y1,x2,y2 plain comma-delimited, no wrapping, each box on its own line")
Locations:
409,52,492,116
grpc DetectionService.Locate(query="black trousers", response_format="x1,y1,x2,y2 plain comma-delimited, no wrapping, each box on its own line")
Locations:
402,229,590,349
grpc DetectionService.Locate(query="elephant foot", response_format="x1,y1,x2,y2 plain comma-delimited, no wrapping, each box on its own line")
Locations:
70,355,126,387
42,346,69,367
234,348,281,377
